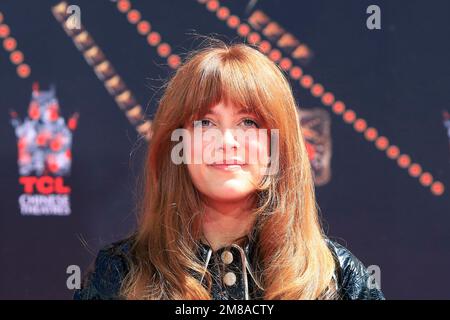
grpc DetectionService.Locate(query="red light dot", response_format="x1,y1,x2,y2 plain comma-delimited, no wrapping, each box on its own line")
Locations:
375,136,389,150
321,92,335,106
431,181,444,196
18,138,26,151
354,118,367,132
157,43,171,57
258,40,271,54
10,50,23,64
137,20,151,35
364,127,378,141
147,32,161,46
50,138,62,151
397,154,411,168
0,12,3,24
65,149,72,159
279,58,292,71
419,172,433,186
4,37,17,51
268,49,281,62
290,66,303,79
237,24,250,37
311,84,324,97
408,163,422,177
17,64,30,78
168,54,181,69
0,24,10,38
343,110,356,124
68,118,77,130
300,75,313,89
227,15,240,28
127,9,141,24
217,7,230,20
117,0,131,13
332,101,346,114
206,0,219,11
386,145,400,159
49,162,59,173
247,32,260,45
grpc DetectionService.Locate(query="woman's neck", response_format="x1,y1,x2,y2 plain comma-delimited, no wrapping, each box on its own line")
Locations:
201,196,257,252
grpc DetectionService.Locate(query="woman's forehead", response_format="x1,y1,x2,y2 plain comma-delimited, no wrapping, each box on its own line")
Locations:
206,102,255,116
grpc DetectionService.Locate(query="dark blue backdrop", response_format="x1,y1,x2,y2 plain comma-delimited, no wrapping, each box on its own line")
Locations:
0,0,449,299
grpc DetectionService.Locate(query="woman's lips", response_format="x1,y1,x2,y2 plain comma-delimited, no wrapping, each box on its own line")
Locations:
208,164,247,171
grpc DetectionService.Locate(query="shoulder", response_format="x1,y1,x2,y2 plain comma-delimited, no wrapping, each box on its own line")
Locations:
73,235,135,300
325,239,385,300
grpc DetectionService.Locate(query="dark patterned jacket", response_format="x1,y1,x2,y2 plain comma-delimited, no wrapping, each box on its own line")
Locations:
73,235,385,300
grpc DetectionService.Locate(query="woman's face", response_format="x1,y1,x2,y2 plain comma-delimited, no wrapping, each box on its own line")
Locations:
183,101,270,203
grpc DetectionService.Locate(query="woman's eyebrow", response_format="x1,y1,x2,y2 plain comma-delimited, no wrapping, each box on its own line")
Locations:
206,108,254,116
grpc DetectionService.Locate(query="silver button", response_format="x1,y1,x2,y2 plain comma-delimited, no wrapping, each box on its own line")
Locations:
221,250,233,264
223,272,237,286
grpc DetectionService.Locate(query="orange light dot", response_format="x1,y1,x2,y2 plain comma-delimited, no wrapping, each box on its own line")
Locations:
0,24,10,38
321,92,335,106
300,75,313,89
268,49,281,62
237,23,250,37
17,63,30,78
247,32,260,45
10,50,23,64
206,0,219,11
227,15,240,28
117,0,131,13
408,163,422,177
258,40,271,54
147,32,161,46
386,145,400,159
375,136,389,150
127,9,141,24
217,7,230,20
289,66,303,79
137,20,151,35
419,172,433,186
296,44,310,59
397,154,411,168
168,54,181,69
364,127,378,141
354,118,367,132
332,101,346,114
431,181,444,196
3,37,16,51
157,43,171,57
311,83,324,97
343,110,356,124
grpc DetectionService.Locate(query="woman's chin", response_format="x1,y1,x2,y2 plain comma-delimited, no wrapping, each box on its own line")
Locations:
206,185,254,202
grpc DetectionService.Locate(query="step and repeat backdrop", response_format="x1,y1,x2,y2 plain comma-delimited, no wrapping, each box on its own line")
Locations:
0,0,449,299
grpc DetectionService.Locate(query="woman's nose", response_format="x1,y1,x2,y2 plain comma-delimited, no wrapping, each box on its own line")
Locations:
219,129,240,151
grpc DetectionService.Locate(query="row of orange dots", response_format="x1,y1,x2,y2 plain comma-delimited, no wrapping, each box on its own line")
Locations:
0,11,31,78
198,0,444,196
115,0,181,69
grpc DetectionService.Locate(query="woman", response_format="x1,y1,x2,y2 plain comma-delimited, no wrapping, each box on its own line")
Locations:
74,40,384,300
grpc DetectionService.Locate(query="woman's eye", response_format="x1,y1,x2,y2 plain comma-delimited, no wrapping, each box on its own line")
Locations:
241,118,259,128
193,119,214,128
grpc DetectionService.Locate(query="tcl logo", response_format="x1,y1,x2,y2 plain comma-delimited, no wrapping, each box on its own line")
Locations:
19,176,71,194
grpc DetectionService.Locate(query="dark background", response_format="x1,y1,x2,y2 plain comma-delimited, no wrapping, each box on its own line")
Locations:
0,0,449,299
